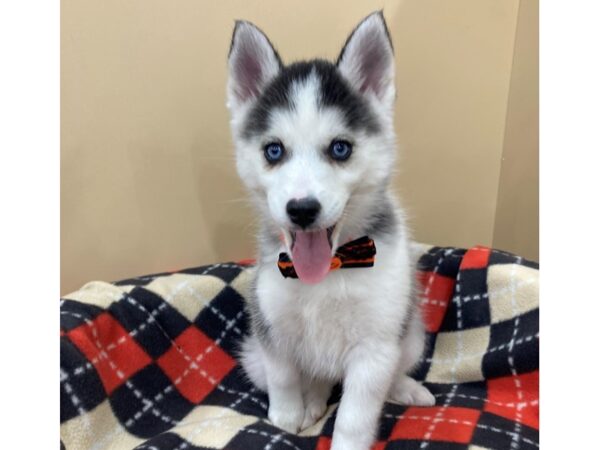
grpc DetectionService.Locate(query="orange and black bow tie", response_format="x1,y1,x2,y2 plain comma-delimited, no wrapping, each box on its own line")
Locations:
277,236,376,279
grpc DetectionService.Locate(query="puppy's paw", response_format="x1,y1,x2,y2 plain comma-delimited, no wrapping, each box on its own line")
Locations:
389,376,435,407
268,405,304,434
301,397,328,430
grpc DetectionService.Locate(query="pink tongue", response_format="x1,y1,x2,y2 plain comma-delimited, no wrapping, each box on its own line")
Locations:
291,230,332,284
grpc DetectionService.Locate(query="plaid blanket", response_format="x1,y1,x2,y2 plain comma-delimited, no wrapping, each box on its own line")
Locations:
60,244,539,450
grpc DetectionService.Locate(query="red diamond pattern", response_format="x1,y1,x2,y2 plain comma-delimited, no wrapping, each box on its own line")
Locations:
67,312,151,394
157,326,236,403
390,406,480,444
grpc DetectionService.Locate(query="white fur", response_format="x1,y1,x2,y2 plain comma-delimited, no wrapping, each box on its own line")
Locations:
227,12,434,450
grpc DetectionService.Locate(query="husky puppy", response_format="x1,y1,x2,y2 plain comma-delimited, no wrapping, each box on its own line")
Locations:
226,11,435,450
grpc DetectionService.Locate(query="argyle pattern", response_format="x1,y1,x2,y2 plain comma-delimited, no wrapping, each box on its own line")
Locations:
60,244,539,449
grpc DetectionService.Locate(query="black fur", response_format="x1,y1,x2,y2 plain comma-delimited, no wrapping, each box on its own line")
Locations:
364,195,398,238
242,60,380,139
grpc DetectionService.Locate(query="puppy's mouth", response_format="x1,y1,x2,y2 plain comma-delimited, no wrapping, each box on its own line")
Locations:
290,226,335,249
285,225,337,285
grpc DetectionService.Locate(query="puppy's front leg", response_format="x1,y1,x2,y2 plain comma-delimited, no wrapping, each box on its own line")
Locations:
264,349,304,433
331,342,400,450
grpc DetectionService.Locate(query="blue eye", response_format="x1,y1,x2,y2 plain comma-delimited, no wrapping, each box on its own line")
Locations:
329,140,352,161
264,142,285,164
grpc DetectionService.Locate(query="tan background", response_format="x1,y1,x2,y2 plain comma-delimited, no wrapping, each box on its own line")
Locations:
61,0,539,295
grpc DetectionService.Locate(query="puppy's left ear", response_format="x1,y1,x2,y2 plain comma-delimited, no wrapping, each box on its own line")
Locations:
337,11,395,107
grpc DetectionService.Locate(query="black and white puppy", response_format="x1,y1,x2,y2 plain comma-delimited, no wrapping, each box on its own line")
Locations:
226,11,434,450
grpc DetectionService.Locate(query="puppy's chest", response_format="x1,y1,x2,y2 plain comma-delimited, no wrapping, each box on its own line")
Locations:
269,279,380,376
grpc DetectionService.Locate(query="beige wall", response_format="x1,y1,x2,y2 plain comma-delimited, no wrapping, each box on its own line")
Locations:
61,0,538,294
493,0,539,261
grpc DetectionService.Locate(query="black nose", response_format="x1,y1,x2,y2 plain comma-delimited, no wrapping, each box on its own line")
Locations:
286,197,321,228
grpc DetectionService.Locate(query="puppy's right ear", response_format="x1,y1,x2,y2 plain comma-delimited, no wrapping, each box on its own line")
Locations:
227,21,282,109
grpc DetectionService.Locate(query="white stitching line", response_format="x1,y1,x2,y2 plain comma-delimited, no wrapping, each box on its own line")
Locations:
87,319,179,426
121,293,266,408
169,388,301,450
248,429,300,450
167,355,301,450
154,268,302,450
117,283,261,407
467,276,537,303
477,422,537,448
172,386,257,450
433,392,538,409
160,265,244,336
251,430,300,450
64,295,255,420
448,267,466,379
167,251,531,448
264,431,285,450
419,384,458,449
419,333,539,364
486,248,528,260
62,267,249,378
420,253,467,449
171,417,302,450
129,263,243,283
423,251,536,448
209,304,243,336
69,290,258,450
60,368,91,429
62,284,128,305
66,250,535,449
61,303,167,370
131,387,284,450
425,250,522,261
383,413,538,448
126,263,241,294
423,249,455,299
164,264,234,300
156,330,299,449
460,246,522,260
61,265,287,450
421,299,448,307
175,282,243,336
72,314,184,450
461,292,488,304
61,282,244,383
123,378,179,427
453,270,464,332
87,334,252,449
423,276,537,308
508,257,525,449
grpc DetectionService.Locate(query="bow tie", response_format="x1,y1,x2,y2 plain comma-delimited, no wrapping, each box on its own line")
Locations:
277,236,376,279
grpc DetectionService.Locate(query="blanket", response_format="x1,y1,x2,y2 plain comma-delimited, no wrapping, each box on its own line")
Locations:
60,244,539,450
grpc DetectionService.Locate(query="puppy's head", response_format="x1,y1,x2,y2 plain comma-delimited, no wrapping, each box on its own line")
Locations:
227,12,397,283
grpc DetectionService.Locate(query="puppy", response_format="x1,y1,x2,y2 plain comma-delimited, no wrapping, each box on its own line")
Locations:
226,11,435,450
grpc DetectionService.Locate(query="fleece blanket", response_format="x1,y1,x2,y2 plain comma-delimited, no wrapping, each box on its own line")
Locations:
60,244,539,450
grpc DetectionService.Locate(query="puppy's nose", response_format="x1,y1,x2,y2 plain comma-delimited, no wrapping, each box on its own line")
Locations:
286,197,321,228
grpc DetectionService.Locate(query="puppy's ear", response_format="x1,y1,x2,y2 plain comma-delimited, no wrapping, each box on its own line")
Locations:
337,11,395,106
227,21,282,109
